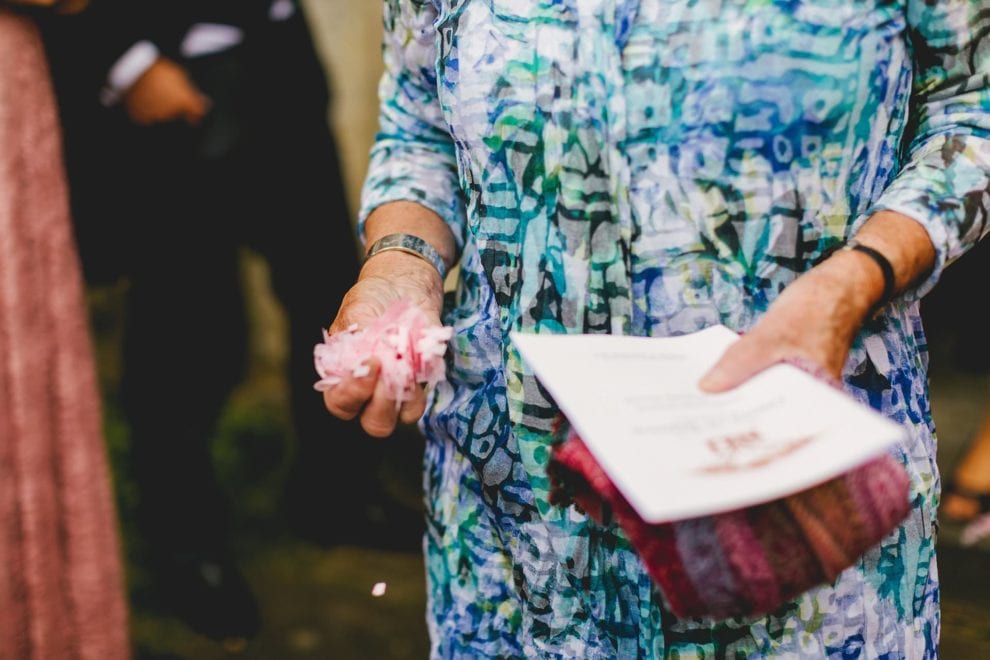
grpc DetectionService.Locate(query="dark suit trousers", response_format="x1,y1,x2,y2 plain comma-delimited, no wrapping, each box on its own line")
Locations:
116,38,374,557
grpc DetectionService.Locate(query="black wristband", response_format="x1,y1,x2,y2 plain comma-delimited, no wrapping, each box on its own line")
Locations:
842,239,896,312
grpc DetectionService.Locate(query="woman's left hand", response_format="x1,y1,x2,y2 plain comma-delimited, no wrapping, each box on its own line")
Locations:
699,249,883,392
700,210,937,393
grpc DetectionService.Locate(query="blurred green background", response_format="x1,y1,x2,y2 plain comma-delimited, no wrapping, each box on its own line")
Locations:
90,264,430,659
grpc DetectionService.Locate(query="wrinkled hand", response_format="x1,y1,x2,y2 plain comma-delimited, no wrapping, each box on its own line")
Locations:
699,251,882,393
124,58,209,127
323,251,445,437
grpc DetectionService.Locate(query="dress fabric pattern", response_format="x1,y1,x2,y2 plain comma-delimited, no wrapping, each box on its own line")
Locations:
361,1,990,657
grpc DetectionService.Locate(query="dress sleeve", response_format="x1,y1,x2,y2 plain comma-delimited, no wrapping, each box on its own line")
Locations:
358,0,466,252
868,0,990,298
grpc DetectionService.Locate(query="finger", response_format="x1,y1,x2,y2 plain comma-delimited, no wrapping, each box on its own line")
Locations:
398,387,427,425
360,375,400,438
323,360,380,420
328,316,351,335
698,338,779,393
182,94,210,126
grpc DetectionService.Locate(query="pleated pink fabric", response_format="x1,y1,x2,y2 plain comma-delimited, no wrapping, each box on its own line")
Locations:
0,10,128,659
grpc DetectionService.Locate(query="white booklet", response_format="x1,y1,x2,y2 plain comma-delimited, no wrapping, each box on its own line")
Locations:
510,326,904,523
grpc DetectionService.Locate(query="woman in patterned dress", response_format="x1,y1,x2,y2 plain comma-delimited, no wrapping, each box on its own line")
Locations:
325,1,990,656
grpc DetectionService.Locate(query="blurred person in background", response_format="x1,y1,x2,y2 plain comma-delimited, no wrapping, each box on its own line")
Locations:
922,238,990,373
941,398,990,537
922,238,990,537
43,0,420,644
0,0,128,657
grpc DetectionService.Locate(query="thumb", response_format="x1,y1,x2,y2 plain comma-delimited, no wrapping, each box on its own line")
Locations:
698,340,773,393
181,93,211,126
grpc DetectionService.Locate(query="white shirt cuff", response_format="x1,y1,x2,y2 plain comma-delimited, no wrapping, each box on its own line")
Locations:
179,23,245,59
269,0,296,21
100,40,160,107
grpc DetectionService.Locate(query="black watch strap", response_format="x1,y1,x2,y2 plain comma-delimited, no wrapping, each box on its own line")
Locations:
843,239,895,312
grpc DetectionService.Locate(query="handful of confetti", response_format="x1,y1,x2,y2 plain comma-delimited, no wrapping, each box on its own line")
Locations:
313,301,453,403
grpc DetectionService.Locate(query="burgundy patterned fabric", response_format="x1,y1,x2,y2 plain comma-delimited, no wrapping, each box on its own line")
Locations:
0,11,129,658
549,432,911,620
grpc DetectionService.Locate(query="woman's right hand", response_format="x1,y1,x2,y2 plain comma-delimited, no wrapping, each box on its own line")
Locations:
323,249,445,438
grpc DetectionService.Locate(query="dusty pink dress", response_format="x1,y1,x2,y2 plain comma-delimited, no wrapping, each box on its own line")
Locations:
0,9,128,659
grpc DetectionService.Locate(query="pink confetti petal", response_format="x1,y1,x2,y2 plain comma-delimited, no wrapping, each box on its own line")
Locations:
961,512,990,547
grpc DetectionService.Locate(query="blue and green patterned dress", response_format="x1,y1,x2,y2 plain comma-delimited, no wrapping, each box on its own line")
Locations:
360,1,990,656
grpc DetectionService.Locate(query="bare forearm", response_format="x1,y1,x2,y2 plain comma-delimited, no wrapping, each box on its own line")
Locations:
363,201,458,272
816,210,938,326
344,201,457,330
701,210,939,390
850,210,937,296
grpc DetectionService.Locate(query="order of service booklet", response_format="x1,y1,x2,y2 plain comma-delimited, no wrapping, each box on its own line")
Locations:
510,325,905,524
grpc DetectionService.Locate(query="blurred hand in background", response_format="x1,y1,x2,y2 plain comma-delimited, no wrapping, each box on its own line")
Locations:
124,56,209,126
